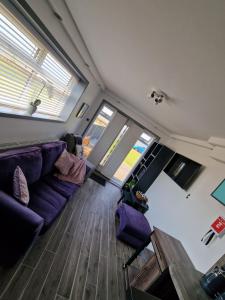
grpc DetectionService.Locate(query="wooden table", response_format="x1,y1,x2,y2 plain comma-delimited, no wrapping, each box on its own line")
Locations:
127,227,211,300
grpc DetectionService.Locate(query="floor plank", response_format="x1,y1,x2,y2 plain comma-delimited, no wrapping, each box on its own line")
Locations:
86,216,102,286
20,251,54,300
117,257,126,300
70,254,89,300
1,265,33,300
57,218,88,298
83,284,96,300
100,199,109,256
108,241,119,300
0,260,22,297
38,232,73,300
55,295,67,300
96,255,108,300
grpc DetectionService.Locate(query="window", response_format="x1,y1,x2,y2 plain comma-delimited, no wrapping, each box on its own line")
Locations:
0,4,86,121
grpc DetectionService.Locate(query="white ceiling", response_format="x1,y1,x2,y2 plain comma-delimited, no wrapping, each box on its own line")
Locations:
66,0,225,140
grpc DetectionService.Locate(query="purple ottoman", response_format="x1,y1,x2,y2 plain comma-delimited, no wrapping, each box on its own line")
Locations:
115,203,151,249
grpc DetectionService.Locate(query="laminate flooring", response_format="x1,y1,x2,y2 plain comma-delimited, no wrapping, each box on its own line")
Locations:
0,179,152,300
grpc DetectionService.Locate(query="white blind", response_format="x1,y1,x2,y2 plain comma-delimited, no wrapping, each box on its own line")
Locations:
0,5,79,118
0,13,38,58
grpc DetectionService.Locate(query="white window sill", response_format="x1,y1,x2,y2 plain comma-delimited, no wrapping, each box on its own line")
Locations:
0,107,64,123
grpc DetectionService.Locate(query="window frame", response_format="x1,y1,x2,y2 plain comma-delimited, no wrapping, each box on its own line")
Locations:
0,0,89,123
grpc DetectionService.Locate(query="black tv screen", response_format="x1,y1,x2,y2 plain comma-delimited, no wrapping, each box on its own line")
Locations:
164,153,202,190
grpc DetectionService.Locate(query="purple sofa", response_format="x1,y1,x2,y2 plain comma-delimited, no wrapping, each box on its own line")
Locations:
116,203,152,249
0,141,81,267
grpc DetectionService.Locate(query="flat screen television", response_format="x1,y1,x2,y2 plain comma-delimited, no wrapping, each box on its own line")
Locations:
164,153,202,190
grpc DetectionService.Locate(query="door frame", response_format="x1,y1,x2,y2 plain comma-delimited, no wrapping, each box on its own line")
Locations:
82,100,159,177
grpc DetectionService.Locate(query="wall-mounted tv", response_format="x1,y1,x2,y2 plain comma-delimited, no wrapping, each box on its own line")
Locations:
164,153,202,190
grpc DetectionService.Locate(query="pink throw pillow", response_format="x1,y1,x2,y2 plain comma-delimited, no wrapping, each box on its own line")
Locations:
55,157,86,185
13,166,30,205
54,149,74,175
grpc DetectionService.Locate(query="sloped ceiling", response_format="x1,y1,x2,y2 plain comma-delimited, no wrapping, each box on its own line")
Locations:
65,0,225,140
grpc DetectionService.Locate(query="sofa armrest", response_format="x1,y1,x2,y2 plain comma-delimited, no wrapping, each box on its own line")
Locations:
0,191,44,266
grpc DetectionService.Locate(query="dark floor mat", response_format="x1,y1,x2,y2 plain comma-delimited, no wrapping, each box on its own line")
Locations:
90,172,107,186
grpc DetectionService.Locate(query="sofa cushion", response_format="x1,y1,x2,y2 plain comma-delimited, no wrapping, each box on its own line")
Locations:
0,147,42,193
29,181,67,232
44,174,79,199
41,141,66,176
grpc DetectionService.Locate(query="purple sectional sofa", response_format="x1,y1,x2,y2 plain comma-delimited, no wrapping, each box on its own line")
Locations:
0,141,81,267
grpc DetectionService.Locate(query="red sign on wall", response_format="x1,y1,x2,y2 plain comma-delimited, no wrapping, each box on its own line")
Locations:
211,216,225,235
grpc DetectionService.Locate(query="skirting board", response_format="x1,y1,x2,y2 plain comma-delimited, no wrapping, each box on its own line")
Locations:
210,146,225,163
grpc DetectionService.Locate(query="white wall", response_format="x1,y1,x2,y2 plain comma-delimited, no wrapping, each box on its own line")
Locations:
145,138,225,273
0,0,100,144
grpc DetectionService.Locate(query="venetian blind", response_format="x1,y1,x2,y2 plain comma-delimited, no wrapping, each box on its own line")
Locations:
0,4,79,118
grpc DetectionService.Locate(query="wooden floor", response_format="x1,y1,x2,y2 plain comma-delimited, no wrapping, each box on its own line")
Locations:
0,179,151,300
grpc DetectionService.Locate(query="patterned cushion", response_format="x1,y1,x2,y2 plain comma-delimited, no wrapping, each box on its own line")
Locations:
13,166,29,205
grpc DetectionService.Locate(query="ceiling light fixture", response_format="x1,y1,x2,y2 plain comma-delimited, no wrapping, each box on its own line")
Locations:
147,89,168,105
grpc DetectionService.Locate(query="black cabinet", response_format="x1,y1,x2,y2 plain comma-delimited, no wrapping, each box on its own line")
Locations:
124,142,174,193
135,145,174,192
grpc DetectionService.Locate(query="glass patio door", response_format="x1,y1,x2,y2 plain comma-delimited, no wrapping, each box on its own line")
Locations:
97,120,154,185
82,101,155,186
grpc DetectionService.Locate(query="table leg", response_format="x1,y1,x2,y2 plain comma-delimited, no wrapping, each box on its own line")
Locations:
123,236,151,269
